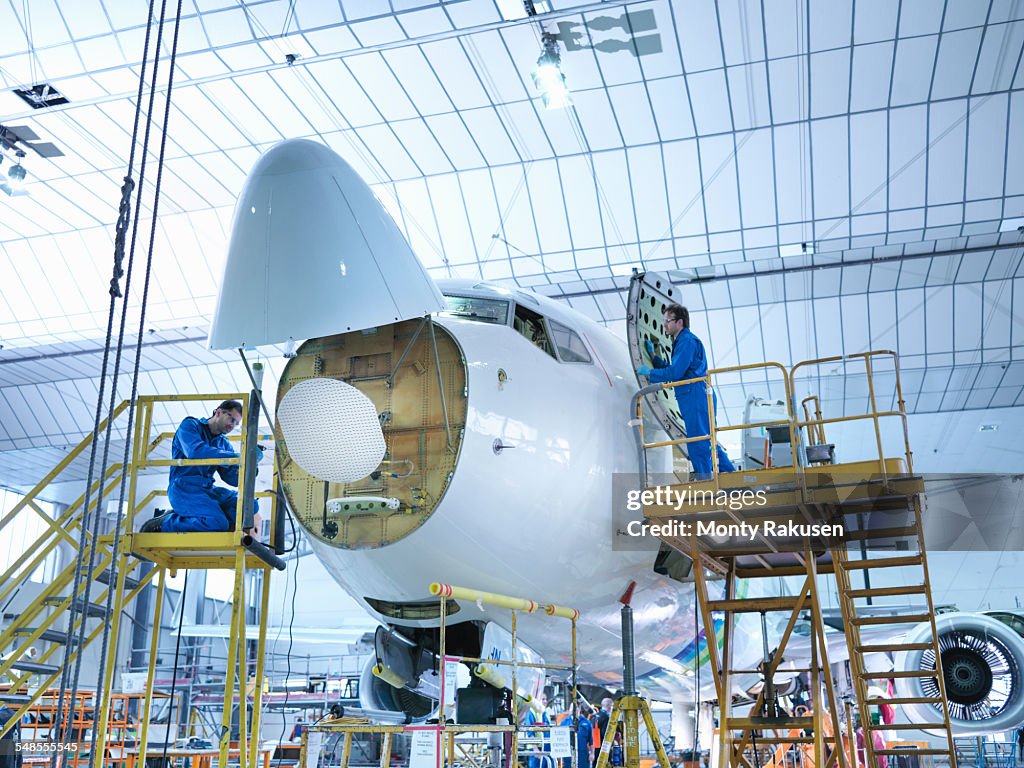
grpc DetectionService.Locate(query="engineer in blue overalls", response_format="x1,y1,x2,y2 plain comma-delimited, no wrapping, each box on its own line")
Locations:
141,399,262,535
637,303,736,480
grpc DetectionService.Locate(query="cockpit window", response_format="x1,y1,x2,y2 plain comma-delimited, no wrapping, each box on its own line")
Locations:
441,295,510,325
548,319,592,363
513,304,555,358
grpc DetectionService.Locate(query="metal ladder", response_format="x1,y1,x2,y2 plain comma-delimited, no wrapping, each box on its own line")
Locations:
833,492,957,768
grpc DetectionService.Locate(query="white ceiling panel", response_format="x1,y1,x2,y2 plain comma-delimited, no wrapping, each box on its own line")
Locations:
0,0,1021,485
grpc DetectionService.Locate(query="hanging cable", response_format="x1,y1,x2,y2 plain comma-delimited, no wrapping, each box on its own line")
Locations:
50,0,163,755
278,553,301,744
90,2,188,762
161,572,190,765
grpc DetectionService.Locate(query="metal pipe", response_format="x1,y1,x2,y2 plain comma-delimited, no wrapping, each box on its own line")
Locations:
330,705,410,725
430,583,578,620
385,316,428,388
241,535,286,570
620,603,636,695
428,317,454,451
240,390,260,531
629,384,661,487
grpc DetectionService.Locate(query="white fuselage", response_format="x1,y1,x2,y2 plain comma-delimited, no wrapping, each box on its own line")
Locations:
302,283,761,699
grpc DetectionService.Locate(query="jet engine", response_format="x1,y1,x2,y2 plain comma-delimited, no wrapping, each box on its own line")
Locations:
895,612,1024,735
358,627,438,720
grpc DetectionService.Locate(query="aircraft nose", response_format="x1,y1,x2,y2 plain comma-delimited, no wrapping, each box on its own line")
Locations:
208,138,445,350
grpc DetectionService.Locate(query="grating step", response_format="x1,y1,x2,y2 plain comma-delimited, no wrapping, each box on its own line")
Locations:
0,693,32,705
874,750,951,756
847,585,927,599
867,722,949,731
729,716,814,729
851,613,932,626
840,555,923,570
13,628,79,645
866,697,944,706
844,525,920,541
91,568,140,590
8,660,59,675
862,670,939,680
706,596,802,613
857,642,934,653
43,597,110,618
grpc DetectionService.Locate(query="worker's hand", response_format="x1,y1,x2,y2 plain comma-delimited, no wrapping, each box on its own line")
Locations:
637,365,653,377
643,338,655,358
244,511,263,540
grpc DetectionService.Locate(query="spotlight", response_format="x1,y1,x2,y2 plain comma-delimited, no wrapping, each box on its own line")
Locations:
532,33,571,110
8,163,26,188
2,151,26,196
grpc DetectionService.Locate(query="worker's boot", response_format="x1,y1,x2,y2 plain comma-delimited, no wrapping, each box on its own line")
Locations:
140,509,171,533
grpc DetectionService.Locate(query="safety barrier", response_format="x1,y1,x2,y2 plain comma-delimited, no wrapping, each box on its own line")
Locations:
632,349,915,495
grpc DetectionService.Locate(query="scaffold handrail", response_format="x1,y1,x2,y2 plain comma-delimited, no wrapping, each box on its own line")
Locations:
632,350,913,495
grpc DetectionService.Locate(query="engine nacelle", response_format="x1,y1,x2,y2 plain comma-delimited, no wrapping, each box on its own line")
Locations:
895,612,1024,735
359,655,437,720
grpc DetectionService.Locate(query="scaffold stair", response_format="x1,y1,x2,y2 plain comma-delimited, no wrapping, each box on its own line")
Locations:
833,493,957,768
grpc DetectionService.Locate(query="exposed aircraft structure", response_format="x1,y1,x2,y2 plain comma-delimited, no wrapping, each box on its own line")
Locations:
211,138,1024,735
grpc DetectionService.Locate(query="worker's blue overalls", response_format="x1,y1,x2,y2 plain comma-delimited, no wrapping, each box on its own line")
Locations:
649,328,736,480
163,417,257,533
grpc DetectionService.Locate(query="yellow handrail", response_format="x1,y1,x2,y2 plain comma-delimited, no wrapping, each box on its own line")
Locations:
634,350,913,498
638,360,796,492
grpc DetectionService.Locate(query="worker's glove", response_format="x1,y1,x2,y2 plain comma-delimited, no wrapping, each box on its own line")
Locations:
256,444,266,463
637,365,653,377
643,338,655,358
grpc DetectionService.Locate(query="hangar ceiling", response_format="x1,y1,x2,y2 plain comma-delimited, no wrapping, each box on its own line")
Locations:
0,0,1023,486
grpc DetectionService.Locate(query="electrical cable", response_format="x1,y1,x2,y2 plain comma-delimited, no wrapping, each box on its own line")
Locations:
161,572,190,765
278,552,301,745
237,349,298,554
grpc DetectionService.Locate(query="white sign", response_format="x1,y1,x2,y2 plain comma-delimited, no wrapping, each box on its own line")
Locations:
307,731,324,768
550,727,572,759
410,730,439,768
443,662,458,708
121,672,147,693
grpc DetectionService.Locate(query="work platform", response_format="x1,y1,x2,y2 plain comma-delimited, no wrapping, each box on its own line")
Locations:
0,391,282,768
630,344,957,768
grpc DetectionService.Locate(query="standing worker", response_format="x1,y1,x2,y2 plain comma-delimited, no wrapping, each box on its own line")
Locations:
576,704,595,768
637,304,736,480
141,399,262,536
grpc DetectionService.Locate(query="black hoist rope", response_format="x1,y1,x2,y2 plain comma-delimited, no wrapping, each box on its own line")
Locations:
50,0,186,762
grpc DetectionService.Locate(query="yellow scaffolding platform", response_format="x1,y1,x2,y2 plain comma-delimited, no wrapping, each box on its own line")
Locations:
0,392,281,768
632,351,957,768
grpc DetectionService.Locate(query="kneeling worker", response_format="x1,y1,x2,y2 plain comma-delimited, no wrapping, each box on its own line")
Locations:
142,399,262,536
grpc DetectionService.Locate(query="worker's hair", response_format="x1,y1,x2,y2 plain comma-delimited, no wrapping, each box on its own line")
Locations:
664,303,689,329
214,399,243,416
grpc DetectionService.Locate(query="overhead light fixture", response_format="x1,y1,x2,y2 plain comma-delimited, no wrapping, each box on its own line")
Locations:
497,0,551,20
532,33,571,110
979,424,998,432
1,151,26,196
779,241,814,258
999,217,1024,233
